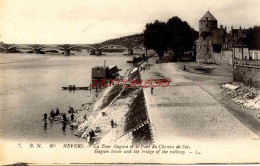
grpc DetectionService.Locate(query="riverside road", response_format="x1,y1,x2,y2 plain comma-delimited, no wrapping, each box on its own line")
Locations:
140,57,260,162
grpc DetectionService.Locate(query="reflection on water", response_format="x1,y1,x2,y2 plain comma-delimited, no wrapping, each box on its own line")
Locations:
62,122,67,136
0,52,132,142
43,120,47,131
70,125,75,131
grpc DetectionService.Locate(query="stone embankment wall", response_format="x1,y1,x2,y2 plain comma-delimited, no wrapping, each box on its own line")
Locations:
124,89,152,144
233,59,260,88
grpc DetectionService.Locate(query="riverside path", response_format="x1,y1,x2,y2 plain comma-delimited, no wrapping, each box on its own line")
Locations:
140,57,260,163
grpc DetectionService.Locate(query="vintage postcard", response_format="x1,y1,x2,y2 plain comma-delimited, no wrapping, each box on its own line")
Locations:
0,0,260,165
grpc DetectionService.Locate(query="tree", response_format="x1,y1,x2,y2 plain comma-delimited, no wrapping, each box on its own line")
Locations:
165,17,198,56
143,20,167,58
143,17,198,60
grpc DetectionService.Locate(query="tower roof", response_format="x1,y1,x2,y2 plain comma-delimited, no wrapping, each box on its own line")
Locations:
199,11,217,22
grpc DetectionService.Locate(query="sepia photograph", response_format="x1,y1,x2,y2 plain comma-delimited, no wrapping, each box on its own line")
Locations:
0,0,260,165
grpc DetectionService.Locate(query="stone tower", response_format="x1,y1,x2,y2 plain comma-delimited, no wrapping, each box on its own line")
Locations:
199,11,218,34
196,11,218,62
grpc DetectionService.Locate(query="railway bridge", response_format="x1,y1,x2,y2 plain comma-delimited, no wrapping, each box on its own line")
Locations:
0,42,144,56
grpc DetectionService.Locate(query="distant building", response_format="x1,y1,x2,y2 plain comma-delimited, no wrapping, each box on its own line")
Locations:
195,11,226,62
233,44,250,60
194,11,260,87
230,26,247,40
223,26,248,51
223,26,254,60
249,50,260,60
195,11,259,63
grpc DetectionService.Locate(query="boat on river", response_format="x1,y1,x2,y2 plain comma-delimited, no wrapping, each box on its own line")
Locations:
62,85,90,91
91,64,122,87
127,54,146,63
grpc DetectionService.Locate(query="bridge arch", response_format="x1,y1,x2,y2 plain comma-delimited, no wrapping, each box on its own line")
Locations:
0,44,18,53
99,45,129,50
7,46,17,50
132,46,145,49
77,45,97,50
54,45,95,50
30,45,45,50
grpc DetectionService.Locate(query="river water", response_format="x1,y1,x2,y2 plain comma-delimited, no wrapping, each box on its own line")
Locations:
0,52,132,143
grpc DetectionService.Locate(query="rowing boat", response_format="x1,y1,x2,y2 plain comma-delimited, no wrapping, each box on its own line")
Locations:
62,86,90,90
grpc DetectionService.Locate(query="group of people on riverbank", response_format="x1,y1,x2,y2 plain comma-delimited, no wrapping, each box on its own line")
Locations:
43,106,75,123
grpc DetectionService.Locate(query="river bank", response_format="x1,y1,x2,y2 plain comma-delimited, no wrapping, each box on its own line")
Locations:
74,62,153,145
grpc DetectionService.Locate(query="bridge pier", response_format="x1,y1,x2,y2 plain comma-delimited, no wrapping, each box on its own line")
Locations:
95,49,102,55
4,49,8,53
90,49,95,55
64,49,70,56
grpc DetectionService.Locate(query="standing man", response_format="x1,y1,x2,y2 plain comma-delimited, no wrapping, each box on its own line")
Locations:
43,113,47,121
62,113,68,122
71,113,74,122
50,109,55,119
56,108,60,116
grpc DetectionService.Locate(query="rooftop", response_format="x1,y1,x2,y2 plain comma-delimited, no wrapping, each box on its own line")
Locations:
199,11,217,22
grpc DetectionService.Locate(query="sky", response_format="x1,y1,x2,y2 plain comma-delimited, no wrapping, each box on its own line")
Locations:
0,0,260,44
